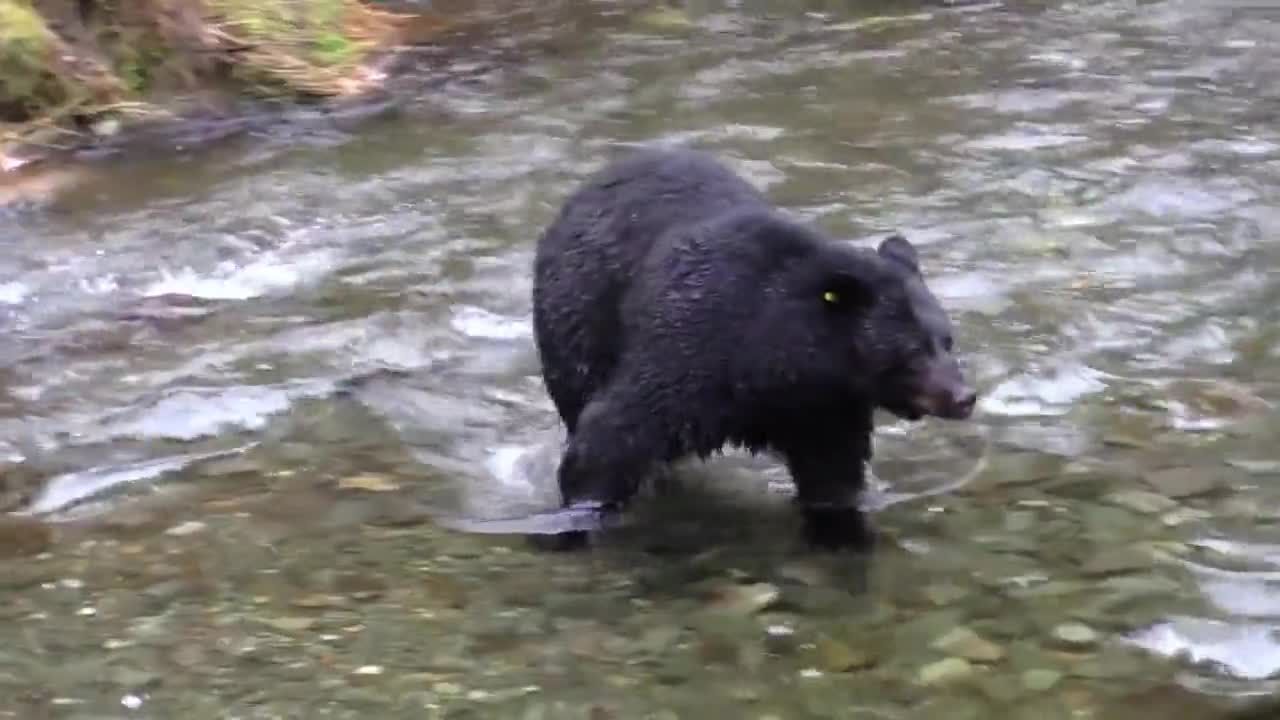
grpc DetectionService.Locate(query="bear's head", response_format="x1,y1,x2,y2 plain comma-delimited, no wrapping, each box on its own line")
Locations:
775,232,977,422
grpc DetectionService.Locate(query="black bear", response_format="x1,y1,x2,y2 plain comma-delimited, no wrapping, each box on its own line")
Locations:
531,147,976,550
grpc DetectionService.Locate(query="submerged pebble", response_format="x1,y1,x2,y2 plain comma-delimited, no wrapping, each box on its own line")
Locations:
932,627,1006,663
918,657,975,686
1021,668,1062,692
1143,467,1225,498
814,636,876,672
1050,623,1100,650
706,582,780,615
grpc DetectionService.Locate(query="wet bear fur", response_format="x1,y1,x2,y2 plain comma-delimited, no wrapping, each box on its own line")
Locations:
531,146,976,550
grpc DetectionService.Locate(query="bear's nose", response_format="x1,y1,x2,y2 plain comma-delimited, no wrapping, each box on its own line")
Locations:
951,387,977,419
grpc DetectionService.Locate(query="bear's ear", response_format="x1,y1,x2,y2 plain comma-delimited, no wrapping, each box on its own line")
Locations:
820,271,876,311
877,234,919,273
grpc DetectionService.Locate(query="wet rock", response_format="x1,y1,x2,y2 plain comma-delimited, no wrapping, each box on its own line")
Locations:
634,6,696,31
814,636,876,672
170,643,207,668
1165,378,1272,422
164,520,207,536
1143,467,1225,498
1217,496,1264,519
291,593,350,609
931,627,1005,663
1050,622,1099,650
971,451,1064,490
1104,490,1177,514
695,632,742,666
1077,573,1182,617
1160,507,1212,527
763,623,797,654
706,582,780,615
1081,547,1151,577
1102,433,1153,450
728,685,760,703
334,572,388,601
1068,646,1144,679
337,473,401,493
1226,459,1280,475
1003,510,1037,534
1008,579,1085,599
1022,668,1061,692
917,657,974,686
895,608,968,648
924,583,970,607
0,515,55,557
1081,502,1149,543
978,674,1024,703
420,573,467,609
349,665,385,686
195,455,264,478
1102,682,1235,720
112,667,162,688
778,561,828,587
259,616,317,633
637,625,682,655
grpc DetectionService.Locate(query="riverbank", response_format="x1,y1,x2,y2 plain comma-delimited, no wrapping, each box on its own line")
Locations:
0,0,441,170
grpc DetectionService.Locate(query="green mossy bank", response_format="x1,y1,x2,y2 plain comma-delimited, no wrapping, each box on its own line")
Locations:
0,0,408,160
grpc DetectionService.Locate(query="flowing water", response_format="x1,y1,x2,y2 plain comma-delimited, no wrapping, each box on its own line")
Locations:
4,0,1280,716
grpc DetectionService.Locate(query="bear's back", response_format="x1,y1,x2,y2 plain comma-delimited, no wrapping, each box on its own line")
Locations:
532,147,776,430
536,147,771,278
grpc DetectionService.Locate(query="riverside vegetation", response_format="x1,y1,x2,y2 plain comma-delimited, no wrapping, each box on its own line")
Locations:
0,0,411,160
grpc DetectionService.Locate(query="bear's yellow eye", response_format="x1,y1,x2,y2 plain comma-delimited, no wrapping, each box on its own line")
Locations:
822,290,839,304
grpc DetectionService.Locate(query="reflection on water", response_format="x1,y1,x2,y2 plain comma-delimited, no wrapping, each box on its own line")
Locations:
4,0,1280,716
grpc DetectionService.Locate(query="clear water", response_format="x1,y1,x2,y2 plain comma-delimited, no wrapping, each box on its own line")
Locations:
3,0,1280,717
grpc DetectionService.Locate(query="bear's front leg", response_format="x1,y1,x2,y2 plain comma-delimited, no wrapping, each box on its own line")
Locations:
779,433,876,552
529,391,668,551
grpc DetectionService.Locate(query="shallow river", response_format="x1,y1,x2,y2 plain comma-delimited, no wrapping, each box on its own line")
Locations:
4,0,1280,717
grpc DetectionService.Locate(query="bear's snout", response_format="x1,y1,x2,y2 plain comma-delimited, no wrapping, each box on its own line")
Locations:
936,384,977,420
912,358,977,420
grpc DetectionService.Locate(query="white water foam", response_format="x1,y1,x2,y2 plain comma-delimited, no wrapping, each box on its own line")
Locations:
104,382,330,442
451,305,531,341
979,361,1109,417
0,281,28,305
143,250,337,301
24,448,249,517
1127,617,1280,681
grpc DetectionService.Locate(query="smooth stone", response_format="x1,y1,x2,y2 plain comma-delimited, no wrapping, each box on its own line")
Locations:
1160,507,1213,527
978,673,1024,703
1022,668,1062,692
1081,547,1151,576
291,593,350,609
814,636,876,672
1144,467,1223,498
0,515,56,557
924,583,971,607
971,451,1064,490
1008,580,1085,599
1226,459,1280,475
1003,510,1038,533
337,473,401,493
1104,490,1177,514
917,657,975,686
707,582,781,615
259,616,317,632
778,562,828,587
931,627,1006,663
1051,622,1099,649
